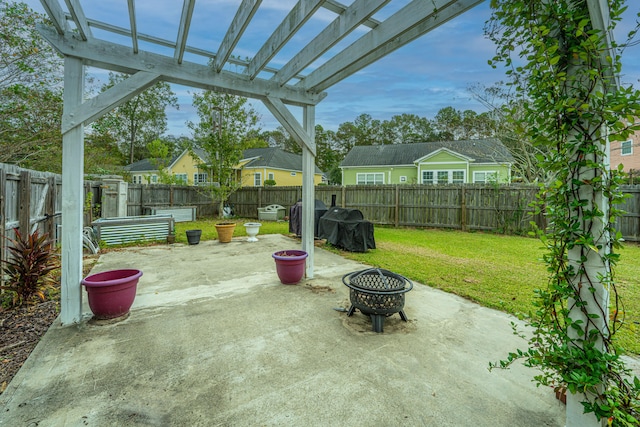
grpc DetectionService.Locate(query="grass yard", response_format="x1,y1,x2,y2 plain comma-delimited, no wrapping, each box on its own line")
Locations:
175,219,640,355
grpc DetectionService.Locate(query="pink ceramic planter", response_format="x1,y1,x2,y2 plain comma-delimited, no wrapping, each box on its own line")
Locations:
81,269,143,320
272,250,308,284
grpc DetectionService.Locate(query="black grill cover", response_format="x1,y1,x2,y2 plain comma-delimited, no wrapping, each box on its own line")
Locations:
318,207,376,252
288,199,328,237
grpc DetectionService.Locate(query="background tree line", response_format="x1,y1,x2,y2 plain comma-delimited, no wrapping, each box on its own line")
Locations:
1,0,543,184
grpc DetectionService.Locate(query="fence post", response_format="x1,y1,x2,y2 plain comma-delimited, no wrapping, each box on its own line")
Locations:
18,171,31,235
395,185,399,227
258,186,262,208
460,186,467,232
46,176,57,240
0,169,5,287
341,185,346,208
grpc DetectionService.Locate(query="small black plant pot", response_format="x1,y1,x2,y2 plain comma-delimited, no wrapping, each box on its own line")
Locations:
186,229,202,245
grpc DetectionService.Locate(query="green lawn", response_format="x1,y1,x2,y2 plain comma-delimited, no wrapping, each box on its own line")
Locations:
175,219,640,354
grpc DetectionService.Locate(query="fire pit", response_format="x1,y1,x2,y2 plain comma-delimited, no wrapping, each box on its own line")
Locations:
342,268,413,332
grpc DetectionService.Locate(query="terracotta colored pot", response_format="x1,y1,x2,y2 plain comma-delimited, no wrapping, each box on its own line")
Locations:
81,269,143,320
215,222,236,243
272,250,308,284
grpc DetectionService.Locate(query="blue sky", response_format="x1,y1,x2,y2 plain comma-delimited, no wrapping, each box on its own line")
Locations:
23,0,640,136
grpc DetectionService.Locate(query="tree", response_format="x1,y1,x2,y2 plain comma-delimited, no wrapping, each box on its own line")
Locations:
0,1,64,172
486,1,640,425
189,90,260,218
92,72,178,164
380,113,438,144
469,82,552,183
314,125,342,184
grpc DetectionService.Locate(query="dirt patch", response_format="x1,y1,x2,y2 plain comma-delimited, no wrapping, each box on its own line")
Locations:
0,255,98,395
0,300,59,394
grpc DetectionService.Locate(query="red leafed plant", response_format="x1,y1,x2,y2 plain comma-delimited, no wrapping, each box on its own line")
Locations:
1,229,59,307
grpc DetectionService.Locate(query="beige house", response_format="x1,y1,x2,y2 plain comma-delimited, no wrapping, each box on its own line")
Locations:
610,130,640,176
125,147,323,186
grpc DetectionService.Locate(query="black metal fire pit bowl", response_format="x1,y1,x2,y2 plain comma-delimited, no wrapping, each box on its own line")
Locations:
342,268,413,333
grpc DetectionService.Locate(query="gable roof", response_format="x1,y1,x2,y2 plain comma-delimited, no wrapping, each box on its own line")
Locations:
125,149,205,173
340,139,514,167
241,147,322,174
125,147,322,174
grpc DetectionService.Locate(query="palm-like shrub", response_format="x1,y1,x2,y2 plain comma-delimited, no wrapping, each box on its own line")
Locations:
1,229,59,307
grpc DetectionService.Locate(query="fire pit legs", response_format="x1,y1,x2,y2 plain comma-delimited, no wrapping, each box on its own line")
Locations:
347,308,408,333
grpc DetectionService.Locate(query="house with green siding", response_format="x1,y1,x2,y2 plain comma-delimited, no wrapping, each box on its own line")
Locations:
339,139,514,185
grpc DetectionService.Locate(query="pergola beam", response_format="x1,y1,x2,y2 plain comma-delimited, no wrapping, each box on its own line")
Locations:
64,0,91,41
300,0,483,92
322,0,381,29
127,0,139,53
213,0,262,73
273,0,390,86
39,0,68,34
38,26,326,106
175,0,196,64
61,71,161,133
262,97,316,156
247,0,324,80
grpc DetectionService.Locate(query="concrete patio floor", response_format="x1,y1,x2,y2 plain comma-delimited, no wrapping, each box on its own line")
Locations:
0,233,568,426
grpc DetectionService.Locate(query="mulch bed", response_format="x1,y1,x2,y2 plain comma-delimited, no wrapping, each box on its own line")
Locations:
0,300,59,394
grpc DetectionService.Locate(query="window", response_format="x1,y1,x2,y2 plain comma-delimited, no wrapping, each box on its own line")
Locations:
268,172,274,181
622,140,632,156
254,172,261,186
174,173,188,185
473,171,497,183
290,172,297,176
151,175,158,183
422,171,434,184
356,173,384,185
194,173,208,185
452,171,465,184
399,176,407,183
422,170,465,184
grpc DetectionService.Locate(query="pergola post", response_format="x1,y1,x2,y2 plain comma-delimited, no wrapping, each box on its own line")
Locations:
301,105,315,278
59,56,85,325
564,3,614,426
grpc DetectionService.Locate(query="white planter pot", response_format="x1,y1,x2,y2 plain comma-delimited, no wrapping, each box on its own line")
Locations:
244,222,262,242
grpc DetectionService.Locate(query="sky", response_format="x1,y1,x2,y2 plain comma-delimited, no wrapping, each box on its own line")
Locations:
22,0,640,137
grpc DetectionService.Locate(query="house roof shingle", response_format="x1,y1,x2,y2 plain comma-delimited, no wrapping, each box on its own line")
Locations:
339,139,514,167
241,147,322,174
125,147,322,174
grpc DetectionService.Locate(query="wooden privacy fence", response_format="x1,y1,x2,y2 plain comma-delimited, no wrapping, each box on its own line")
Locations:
229,184,544,234
229,184,640,241
0,164,98,285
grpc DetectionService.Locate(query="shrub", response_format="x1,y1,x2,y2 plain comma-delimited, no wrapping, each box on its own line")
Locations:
1,229,59,307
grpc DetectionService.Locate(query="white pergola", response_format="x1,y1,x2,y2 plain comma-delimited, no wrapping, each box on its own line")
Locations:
36,2,615,425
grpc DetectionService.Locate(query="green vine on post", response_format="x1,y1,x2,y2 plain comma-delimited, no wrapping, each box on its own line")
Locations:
485,1,640,425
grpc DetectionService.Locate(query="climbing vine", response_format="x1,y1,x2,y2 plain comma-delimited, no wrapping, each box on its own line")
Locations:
485,1,640,425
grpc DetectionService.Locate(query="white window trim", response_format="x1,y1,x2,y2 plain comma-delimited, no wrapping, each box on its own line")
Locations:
421,169,466,184
621,140,632,156
473,171,498,184
254,172,262,186
356,172,384,185
174,173,188,185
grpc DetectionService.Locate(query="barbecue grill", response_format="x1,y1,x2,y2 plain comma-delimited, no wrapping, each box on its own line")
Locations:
342,268,413,333
288,199,328,237
317,207,375,252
